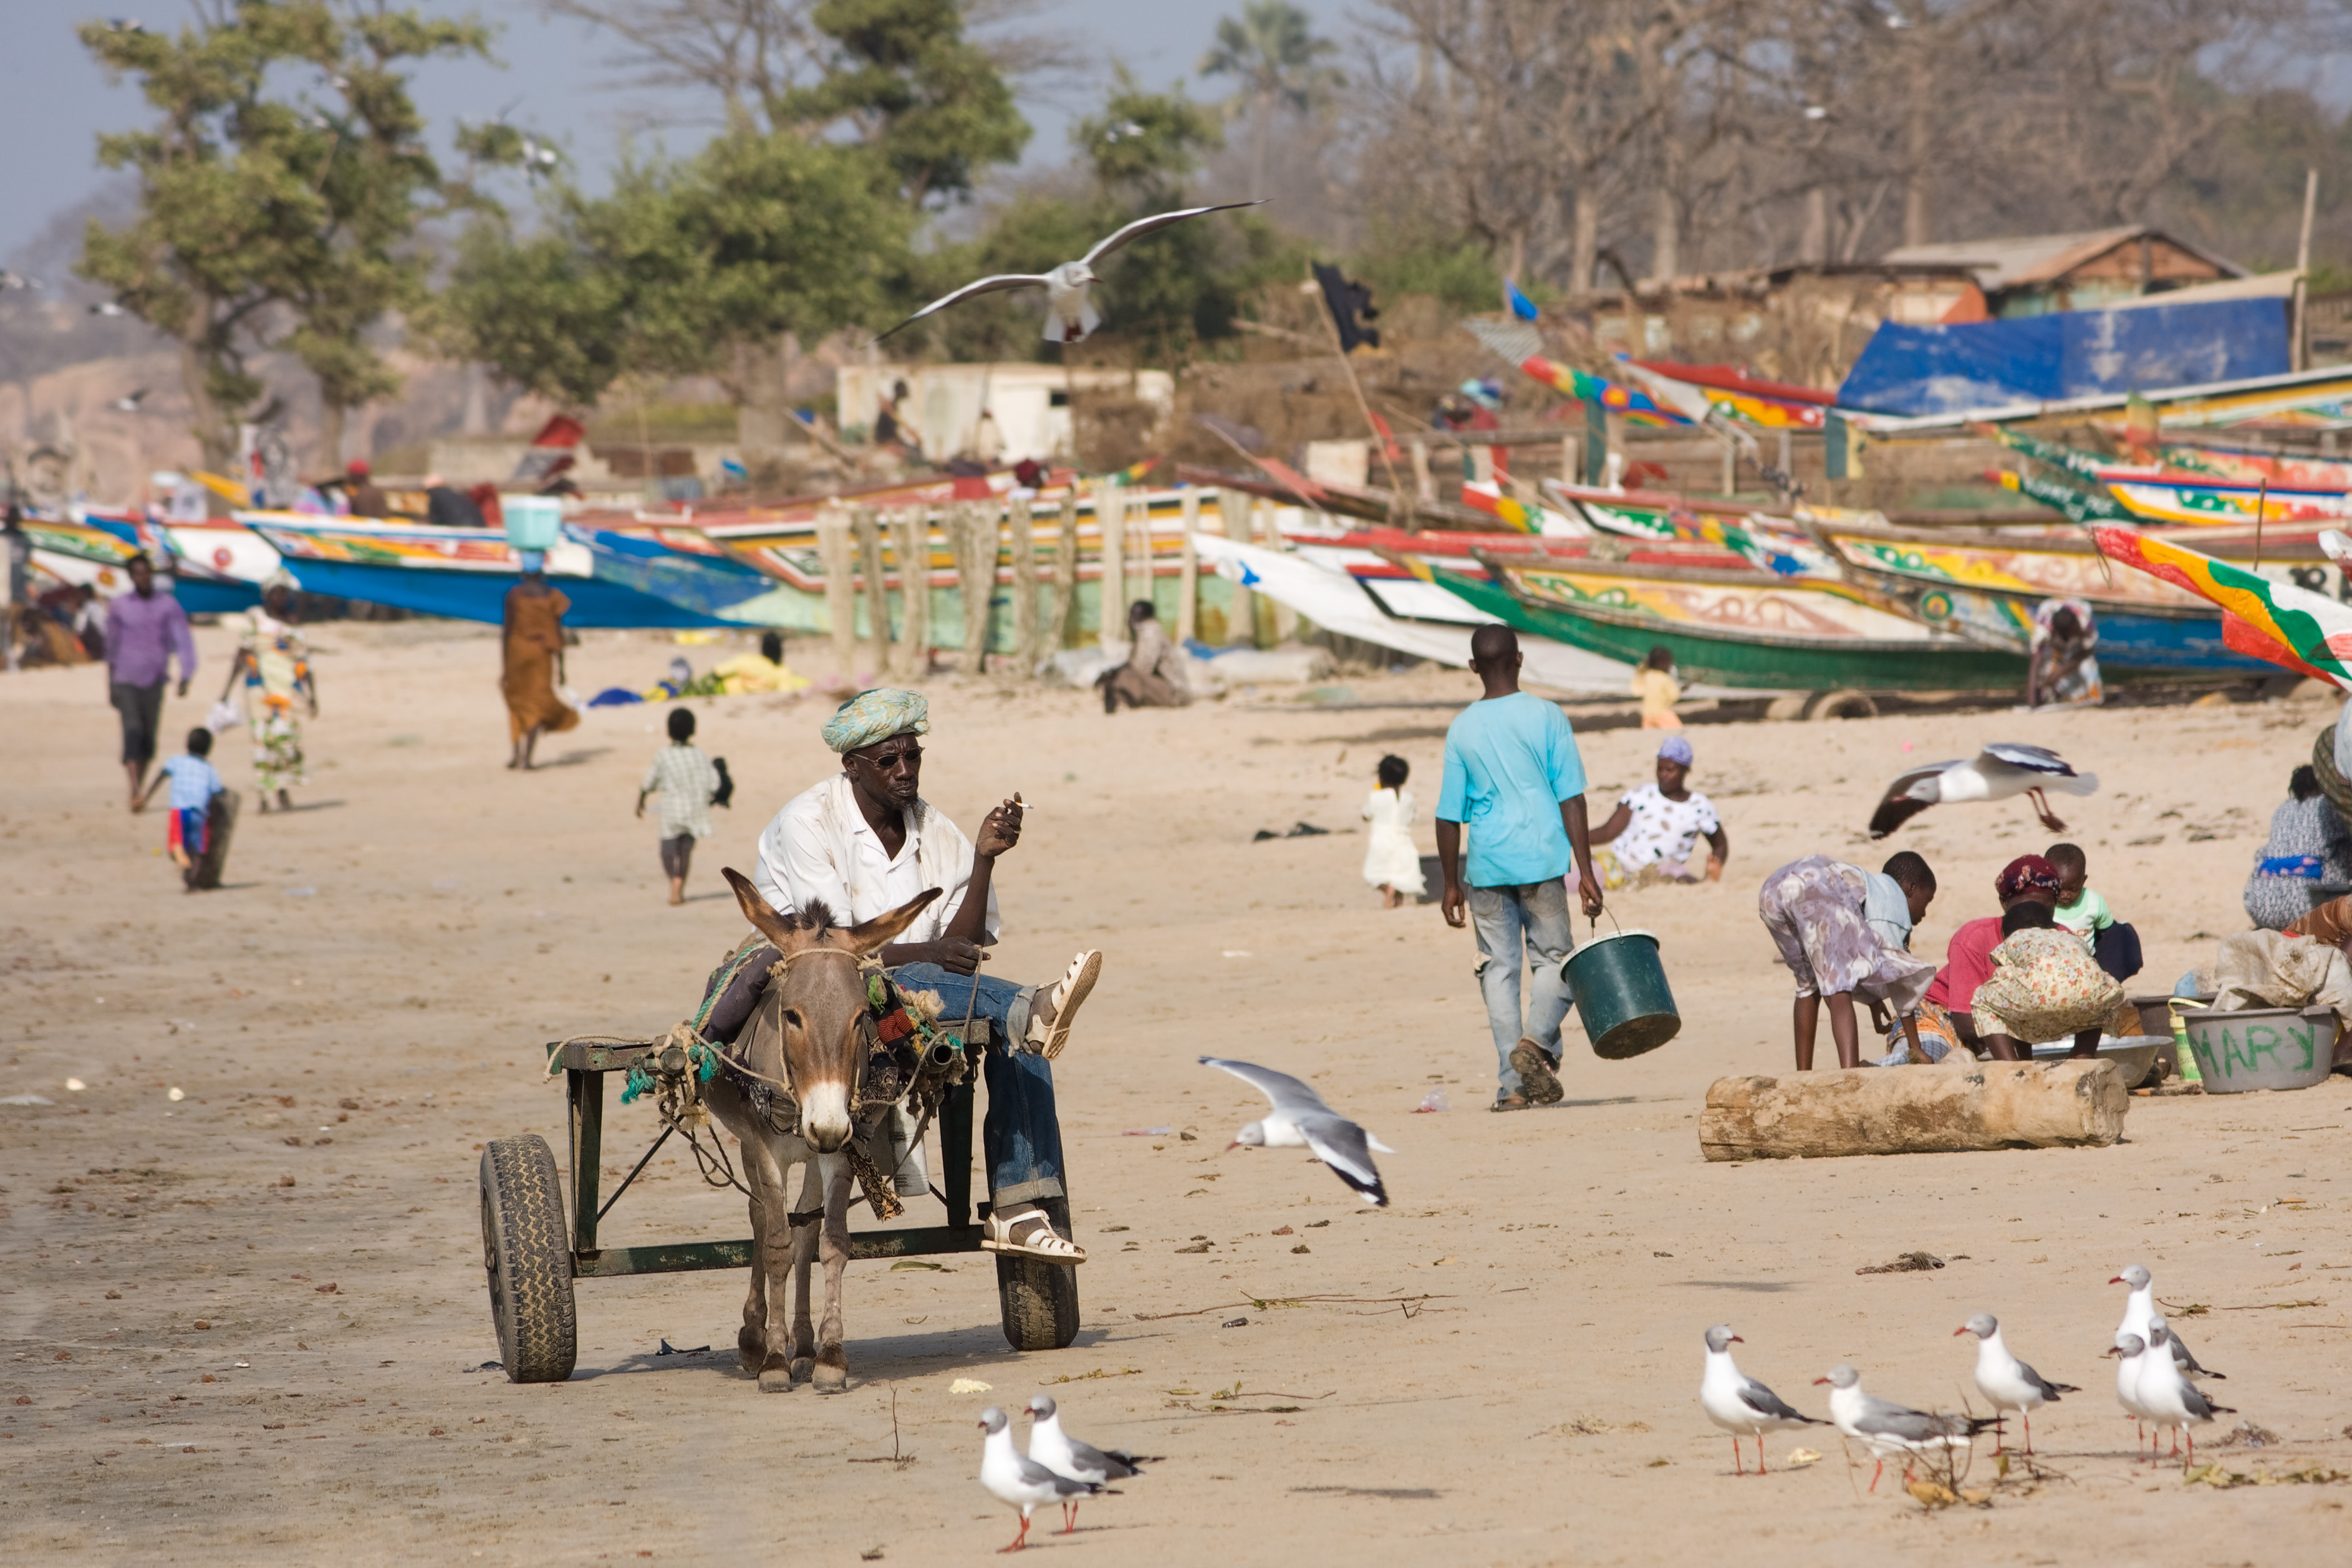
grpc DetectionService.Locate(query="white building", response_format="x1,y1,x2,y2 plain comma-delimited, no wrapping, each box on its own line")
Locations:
837,362,1175,464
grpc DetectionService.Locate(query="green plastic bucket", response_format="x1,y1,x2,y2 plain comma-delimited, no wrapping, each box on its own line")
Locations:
1564,928,1680,1060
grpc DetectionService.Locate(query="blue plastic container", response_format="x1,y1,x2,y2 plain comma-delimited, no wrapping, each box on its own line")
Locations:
503,495,564,552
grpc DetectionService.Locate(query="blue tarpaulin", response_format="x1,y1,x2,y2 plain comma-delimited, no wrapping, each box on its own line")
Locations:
1836,298,2291,416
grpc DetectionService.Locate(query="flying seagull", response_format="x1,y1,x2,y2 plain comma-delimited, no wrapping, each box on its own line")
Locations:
1957,1312,2077,1455
1868,743,2098,838
978,1405,1100,1554
1024,1395,1154,1534
1699,1325,1827,1474
90,301,128,317
1200,1056,1392,1206
1815,1364,2002,1493
112,388,149,413
879,201,1268,345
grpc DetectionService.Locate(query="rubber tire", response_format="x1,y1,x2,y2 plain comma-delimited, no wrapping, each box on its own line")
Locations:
995,1195,1081,1352
480,1135,577,1383
1808,689,1878,721
1763,695,1811,722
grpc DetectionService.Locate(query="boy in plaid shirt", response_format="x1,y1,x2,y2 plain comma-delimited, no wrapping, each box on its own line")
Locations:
637,706,722,905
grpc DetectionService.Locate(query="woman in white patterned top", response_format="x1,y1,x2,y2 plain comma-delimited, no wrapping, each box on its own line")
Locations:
637,706,723,905
1590,733,1727,885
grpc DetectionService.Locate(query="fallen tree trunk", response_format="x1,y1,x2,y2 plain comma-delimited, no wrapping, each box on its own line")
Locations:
1699,1059,2128,1162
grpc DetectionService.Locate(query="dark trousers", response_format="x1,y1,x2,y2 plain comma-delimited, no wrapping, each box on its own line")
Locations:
111,679,165,766
658,834,695,878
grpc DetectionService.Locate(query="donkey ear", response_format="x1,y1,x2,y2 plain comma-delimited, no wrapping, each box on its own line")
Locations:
721,867,800,950
844,886,944,954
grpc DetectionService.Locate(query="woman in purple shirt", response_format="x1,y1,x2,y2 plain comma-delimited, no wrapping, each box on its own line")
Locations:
104,554,197,810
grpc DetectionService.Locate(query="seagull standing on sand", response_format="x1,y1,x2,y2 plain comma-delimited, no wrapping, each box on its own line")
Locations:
1815,1364,2003,1492
1699,1325,1828,1474
2112,1264,2225,1380
879,201,1267,345
1868,743,2098,838
1201,1056,1392,1206
1957,1313,2077,1455
979,1406,1099,1554
1024,1395,1153,1533
2137,1317,2237,1462
2109,1333,2160,1457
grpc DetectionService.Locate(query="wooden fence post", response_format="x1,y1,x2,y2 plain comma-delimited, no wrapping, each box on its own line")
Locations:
1217,487,1254,648
891,506,930,675
1096,482,1124,650
852,505,892,676
1259,498,1296,644
1052,491,1079,653
957,500,993,675
816,503,857,677
1175,489,1199,645
1009,494,1039,676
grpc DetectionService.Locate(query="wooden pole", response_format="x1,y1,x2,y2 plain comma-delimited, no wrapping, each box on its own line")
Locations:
1129,491,1152,625
815,502,857,678
2295,167,2320,374
1052,491,1079,652
2254,477,2270,571
1261,498,1296,644
1175,489,1200,646
1096,481,1125,650
890,506,930,676
1009,495,1039,676
852,506,892,678
957,500,993,675
1313,281,1404,503
1219,488,1255,647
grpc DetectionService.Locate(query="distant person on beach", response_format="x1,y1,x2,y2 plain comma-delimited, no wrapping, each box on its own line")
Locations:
1436,623,1603,1112
2245,764,2352,930
2026,597,2101,709
105,552,196,812
1632,645,1682,729
1757,854,1932,1069
1590,734,1725,887
639,706,721,905
1099,600,1190,712
711,630,809,696
1361,753,1424,909
2,503,29,670
501,552,578,769
134,726,224,891
223,572,316,814
342,459,391,520
423,473,488,529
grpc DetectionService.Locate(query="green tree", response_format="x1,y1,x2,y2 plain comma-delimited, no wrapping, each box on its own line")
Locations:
1198,0,1342,194
777,0,1029,206
77,2,489,471
433,128,907,407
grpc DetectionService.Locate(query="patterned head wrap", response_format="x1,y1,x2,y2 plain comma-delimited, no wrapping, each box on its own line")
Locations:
822,688,929,754
1656,734,1694,766
1995,854,2061,903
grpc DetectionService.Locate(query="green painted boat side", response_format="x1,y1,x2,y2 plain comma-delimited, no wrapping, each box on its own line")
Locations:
1434,567,2028,692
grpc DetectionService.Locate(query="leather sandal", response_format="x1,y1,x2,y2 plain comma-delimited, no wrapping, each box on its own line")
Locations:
1024,950,1102,1059
980,1209,1087,1263
1490,1093,1530,1112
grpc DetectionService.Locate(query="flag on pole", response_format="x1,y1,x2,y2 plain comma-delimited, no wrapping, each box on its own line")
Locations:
1312,263,1381,353
1505,278,1539,321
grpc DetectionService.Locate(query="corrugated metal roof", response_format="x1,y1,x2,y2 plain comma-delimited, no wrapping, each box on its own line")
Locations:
1880,226,2246,289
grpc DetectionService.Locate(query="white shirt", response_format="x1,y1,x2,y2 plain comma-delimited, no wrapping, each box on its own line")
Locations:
1609,784,1720,872
1861,870,1914,951
752,773,1000,945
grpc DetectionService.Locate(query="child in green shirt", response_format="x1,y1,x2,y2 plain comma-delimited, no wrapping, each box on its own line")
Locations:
2047,842,2110,940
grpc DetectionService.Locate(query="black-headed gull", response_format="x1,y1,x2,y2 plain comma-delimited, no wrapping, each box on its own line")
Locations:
1957,1312,2078,1455
1201,1056,1392,1206
1815,1364,2003,1492
2112,1265,2225,1379
1699,1325,1827,1474
2137,1317,2237,1463
980,1405,1100,1552
2109,1332,2160,1458
1024,1395,1152,1532
879,202,1267,345
1868,743,2098,838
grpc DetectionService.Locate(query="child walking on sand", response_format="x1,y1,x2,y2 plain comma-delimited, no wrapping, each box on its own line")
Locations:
637,706,721,905
1362,754,1425,909
135,726,224,891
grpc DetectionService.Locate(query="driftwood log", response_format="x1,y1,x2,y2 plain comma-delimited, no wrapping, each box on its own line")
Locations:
1699,1059,2128,1162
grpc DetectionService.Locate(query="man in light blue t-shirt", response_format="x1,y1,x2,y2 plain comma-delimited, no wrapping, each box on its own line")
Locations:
1435,625,1603,1110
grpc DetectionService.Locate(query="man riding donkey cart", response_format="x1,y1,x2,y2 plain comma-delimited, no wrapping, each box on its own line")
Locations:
677,688,1101,1390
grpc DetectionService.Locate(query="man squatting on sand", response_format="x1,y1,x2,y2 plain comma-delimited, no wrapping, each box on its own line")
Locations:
690,688,1103,1262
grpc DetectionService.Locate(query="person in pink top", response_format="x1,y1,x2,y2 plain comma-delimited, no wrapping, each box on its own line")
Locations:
1918,855,2063,1058
103,553,197,811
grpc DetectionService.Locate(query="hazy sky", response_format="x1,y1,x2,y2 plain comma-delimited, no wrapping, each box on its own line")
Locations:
1,0,1361,267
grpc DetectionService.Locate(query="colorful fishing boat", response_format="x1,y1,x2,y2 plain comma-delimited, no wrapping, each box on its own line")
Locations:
2091,527,2352,687
1460,553,2028,693
243,515,736,628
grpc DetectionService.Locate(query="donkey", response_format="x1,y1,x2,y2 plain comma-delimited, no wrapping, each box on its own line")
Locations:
703,867,941,1392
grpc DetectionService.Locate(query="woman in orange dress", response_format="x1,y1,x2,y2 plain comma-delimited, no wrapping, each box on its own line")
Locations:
501,553,578,769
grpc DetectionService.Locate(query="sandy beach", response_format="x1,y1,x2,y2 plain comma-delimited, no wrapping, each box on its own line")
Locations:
4,622,2350,1566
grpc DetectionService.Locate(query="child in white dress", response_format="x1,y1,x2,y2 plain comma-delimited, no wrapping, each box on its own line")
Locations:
1362,754,1425,909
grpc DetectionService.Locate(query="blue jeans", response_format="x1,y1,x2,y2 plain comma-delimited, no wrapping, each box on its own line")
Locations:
891,963,1064,1207
1467,880,1576,1095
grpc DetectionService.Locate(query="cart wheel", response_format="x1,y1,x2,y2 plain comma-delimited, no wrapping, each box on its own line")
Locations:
479,1135,577,1383
996,1196,1081,1352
